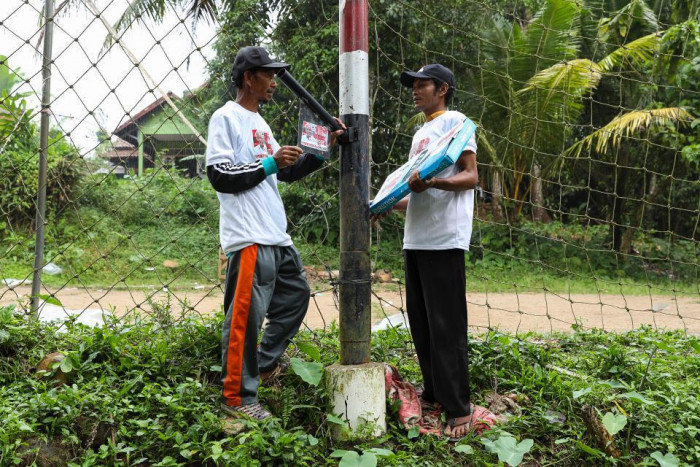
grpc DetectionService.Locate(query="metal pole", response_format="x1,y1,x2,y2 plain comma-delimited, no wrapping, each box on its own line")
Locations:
338,0,370,364
31,0,55,315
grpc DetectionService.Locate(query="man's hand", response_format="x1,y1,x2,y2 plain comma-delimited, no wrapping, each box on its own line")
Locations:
330,117,347,147
408,170,435,193
274,146,303,169
370,207,393,224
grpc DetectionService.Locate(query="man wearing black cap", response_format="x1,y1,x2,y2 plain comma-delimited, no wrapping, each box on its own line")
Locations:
386,63,479,438
206,46,344,421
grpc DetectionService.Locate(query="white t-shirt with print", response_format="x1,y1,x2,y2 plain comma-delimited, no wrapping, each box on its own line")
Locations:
403,110,477,251
206,101,292,253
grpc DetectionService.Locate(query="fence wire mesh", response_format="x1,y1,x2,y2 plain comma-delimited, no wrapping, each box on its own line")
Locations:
1,0,698,343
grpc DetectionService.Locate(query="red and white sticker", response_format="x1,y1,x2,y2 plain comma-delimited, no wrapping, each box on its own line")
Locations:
300,121,329,151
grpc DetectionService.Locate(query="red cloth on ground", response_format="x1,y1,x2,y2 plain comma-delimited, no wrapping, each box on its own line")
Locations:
384,364,500,436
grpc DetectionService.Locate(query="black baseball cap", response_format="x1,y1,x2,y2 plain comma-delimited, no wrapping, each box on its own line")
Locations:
231,46,290,83
400,64,455,89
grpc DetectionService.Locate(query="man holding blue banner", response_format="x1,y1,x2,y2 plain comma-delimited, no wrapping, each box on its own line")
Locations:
385,63,479,439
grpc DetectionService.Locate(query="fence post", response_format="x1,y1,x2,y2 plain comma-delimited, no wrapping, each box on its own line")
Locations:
338,0,371,364
325,0,385,440
30,0,55,316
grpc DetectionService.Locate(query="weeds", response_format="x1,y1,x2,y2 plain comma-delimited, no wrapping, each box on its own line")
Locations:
0,304,698,465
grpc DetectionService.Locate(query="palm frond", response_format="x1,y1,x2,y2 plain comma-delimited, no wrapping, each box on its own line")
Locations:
103,0,182,49
598,0,659,43
566,107,693,158
510,0,582,87
473,126,502,168
404,112,426,131
597,32,661,73
186,0,219,24
514,59,601,156
518,59,602,99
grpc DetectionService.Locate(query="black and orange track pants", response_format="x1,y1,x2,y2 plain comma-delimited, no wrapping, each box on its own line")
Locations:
220,244,310,407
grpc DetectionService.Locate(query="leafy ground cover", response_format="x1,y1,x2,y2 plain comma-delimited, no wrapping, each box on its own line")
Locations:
1,304,698,466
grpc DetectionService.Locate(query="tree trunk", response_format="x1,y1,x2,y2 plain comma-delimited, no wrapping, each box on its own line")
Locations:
531,161,551,223
491,169,505,221
611,147,629,258
619,173,664,255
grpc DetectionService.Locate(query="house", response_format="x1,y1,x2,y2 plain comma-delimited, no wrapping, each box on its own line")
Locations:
99,136,137,177
103,92,206,177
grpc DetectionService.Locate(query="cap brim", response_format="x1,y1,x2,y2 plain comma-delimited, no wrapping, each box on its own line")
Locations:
400,70,431,87
260,61,290,71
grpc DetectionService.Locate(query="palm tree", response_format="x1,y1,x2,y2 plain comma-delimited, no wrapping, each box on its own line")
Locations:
40,0,240,52
470,0,690,232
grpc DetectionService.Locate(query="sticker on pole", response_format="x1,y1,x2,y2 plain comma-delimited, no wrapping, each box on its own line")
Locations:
298,104,331,159
369,118,477,215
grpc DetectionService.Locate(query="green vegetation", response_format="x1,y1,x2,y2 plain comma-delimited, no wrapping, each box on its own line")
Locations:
2,0,698,294
0,165,695,294
1,304,698,465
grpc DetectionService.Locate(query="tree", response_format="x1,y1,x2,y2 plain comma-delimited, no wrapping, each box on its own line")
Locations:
0,55,83,233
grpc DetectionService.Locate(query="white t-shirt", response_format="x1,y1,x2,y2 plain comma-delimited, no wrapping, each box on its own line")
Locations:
206,101,292,253
403,111,477,251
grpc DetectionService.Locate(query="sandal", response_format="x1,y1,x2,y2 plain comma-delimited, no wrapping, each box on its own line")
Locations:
220,402,272,421
260,360,289,386
419,397,443,413
444,414,474,441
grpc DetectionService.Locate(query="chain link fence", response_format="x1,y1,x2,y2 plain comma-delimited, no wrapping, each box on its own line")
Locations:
1,0,698,341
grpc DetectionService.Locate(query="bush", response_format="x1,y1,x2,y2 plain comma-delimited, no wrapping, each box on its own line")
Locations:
77,168,219,228
0,129,83,232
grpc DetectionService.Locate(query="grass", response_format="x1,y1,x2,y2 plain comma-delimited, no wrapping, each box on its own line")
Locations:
1,304,699,466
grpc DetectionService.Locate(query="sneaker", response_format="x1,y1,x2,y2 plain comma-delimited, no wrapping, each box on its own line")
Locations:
220,402,272,421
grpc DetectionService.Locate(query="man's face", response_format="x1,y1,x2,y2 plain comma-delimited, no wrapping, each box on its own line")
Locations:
245,69,278,103
412,78,446,113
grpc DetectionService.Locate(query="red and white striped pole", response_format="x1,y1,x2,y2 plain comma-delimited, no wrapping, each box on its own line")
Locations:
338,0,371,365
327,0,384,440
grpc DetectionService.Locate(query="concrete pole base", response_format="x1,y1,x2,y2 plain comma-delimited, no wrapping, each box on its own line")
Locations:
325,362,386,440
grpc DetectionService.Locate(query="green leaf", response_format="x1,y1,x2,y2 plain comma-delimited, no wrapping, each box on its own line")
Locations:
38,294,62,306
601,412,627,436
621,392,655,405
575,440,605,457
330,449,351,458
366,448,393,457
650,451,680,467
455,444,474,454
407,426,420,439
339,451,377,467
652,341,675,352
18,421,33,432
689,340,700,353
598,380,627,389
306,434,319,446
290,358,323,386
60,358,73,373
482,435,534,466
210,442,222,462
296,341,321,362
573,387,592,399
326,414,346,425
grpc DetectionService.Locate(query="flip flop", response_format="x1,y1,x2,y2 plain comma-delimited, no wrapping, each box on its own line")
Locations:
444,414,474,441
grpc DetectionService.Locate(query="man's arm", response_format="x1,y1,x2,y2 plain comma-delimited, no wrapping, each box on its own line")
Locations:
408,150,478,193
276,154,325,182
207,161,267,194
208,145,304,194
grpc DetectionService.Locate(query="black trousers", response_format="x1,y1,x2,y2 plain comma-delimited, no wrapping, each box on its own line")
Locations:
404,248,470,418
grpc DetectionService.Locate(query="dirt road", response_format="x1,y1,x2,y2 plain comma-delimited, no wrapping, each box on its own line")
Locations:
2,283,698,334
